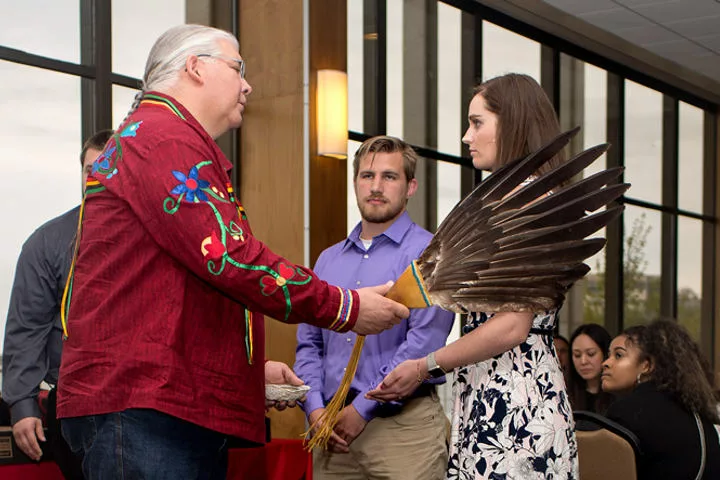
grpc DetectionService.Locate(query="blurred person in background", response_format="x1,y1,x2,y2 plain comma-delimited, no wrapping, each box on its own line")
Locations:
602,320,720,480
554,334,571,379
568,323,613,413
2,129,113,478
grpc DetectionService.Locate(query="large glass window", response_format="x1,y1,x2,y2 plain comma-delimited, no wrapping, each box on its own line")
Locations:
347,0,364,135
677,217,703,340
676,102,705,341
578,62,609,330
482,22,540,82
0,61,82,325
112,0,186,78
582,64,608,177
678,102,704,214
0,1,80,63
436,3,462,224
624,80,663,205
385,0,403,138
623,206,662,327
113,85,140,129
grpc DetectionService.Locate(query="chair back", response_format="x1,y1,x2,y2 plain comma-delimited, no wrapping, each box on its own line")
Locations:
575,410,641,480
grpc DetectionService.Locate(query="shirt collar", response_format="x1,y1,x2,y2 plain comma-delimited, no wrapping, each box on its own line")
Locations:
140,91,234,173
342,210,414,251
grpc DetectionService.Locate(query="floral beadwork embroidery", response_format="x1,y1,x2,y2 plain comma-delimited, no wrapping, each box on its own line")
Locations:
201,232,226,261
92,121,143,180
259,262,311,297
164,160,312,324
164,161,233,214
92,145,118,178
171,166,210,202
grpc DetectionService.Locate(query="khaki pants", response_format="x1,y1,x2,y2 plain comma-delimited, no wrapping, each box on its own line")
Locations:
313,393,449,480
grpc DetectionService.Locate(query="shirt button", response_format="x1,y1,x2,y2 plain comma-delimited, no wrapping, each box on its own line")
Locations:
347,338,352,343
363,254,369,259
356,281,361,286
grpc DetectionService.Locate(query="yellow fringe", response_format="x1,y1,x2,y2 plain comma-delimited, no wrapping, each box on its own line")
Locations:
303,335,366,450
60,195,87,339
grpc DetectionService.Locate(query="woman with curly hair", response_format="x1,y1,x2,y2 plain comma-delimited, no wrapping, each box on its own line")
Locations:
601,319,720,479
568,323,614,413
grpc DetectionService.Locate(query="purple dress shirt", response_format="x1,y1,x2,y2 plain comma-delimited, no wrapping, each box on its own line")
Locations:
295,211,455,421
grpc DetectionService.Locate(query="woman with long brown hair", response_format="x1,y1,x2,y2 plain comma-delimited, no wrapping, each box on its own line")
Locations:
602,320,720,479
368,73,578,479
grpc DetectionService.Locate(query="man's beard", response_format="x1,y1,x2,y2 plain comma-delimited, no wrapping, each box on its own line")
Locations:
358,198,405,224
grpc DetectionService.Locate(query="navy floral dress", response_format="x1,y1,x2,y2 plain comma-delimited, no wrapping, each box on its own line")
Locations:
447,311,578,479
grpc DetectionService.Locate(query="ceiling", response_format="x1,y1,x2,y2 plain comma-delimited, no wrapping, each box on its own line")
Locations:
542,0,720,85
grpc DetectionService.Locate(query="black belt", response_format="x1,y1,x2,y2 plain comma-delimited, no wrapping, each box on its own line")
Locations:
529,327,554,336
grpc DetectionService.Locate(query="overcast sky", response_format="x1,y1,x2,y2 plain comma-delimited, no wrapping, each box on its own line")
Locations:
0,0,706,353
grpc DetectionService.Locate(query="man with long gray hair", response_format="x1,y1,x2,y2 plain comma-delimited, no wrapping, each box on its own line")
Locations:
57,24,409,478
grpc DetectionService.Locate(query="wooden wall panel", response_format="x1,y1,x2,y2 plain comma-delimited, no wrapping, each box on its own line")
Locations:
309,0,348,265
238,0,348,439
239,0,306,439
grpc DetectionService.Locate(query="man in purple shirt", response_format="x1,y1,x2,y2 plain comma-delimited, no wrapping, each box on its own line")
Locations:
295,136,454,479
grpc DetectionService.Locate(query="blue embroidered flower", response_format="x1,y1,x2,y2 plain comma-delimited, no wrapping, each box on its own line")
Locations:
171,166,210,202
120,121,143,137
92,145,117,174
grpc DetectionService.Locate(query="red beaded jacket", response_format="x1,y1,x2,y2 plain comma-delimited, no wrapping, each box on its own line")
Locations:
56,92,358,443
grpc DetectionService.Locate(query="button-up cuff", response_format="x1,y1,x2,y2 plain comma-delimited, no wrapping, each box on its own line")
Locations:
351,392,380,422
10,397,41,426
302,391,325,416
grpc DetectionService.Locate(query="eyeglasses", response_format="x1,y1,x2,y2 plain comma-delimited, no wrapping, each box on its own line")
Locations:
197,54,246,79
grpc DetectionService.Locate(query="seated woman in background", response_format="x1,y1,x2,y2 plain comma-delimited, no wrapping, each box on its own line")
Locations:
602,320,720,480
568,324,613,413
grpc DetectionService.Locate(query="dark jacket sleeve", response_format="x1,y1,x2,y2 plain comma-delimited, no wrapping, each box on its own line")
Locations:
2,227,60,424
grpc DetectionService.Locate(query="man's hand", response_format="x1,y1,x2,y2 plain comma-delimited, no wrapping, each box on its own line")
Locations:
308,408,349,454
265,360,304,411
354,282,410,335
12,416,45,461
334,405,367,446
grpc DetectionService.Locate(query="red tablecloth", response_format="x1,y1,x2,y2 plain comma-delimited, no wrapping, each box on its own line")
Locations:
0,461,64,479
228,439,312,480
0,439,312,480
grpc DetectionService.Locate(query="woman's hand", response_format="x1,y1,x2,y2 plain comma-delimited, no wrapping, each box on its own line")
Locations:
365,358,427,402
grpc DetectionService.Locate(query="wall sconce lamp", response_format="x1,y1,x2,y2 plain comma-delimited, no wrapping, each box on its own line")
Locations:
316,69,348,159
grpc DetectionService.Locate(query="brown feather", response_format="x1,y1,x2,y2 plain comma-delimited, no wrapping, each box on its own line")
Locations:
498,167,625,224
493,143,611,213
498,206,624,250
414,128,627,314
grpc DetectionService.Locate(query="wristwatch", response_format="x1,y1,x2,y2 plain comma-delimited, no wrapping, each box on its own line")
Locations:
426,352,447,378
